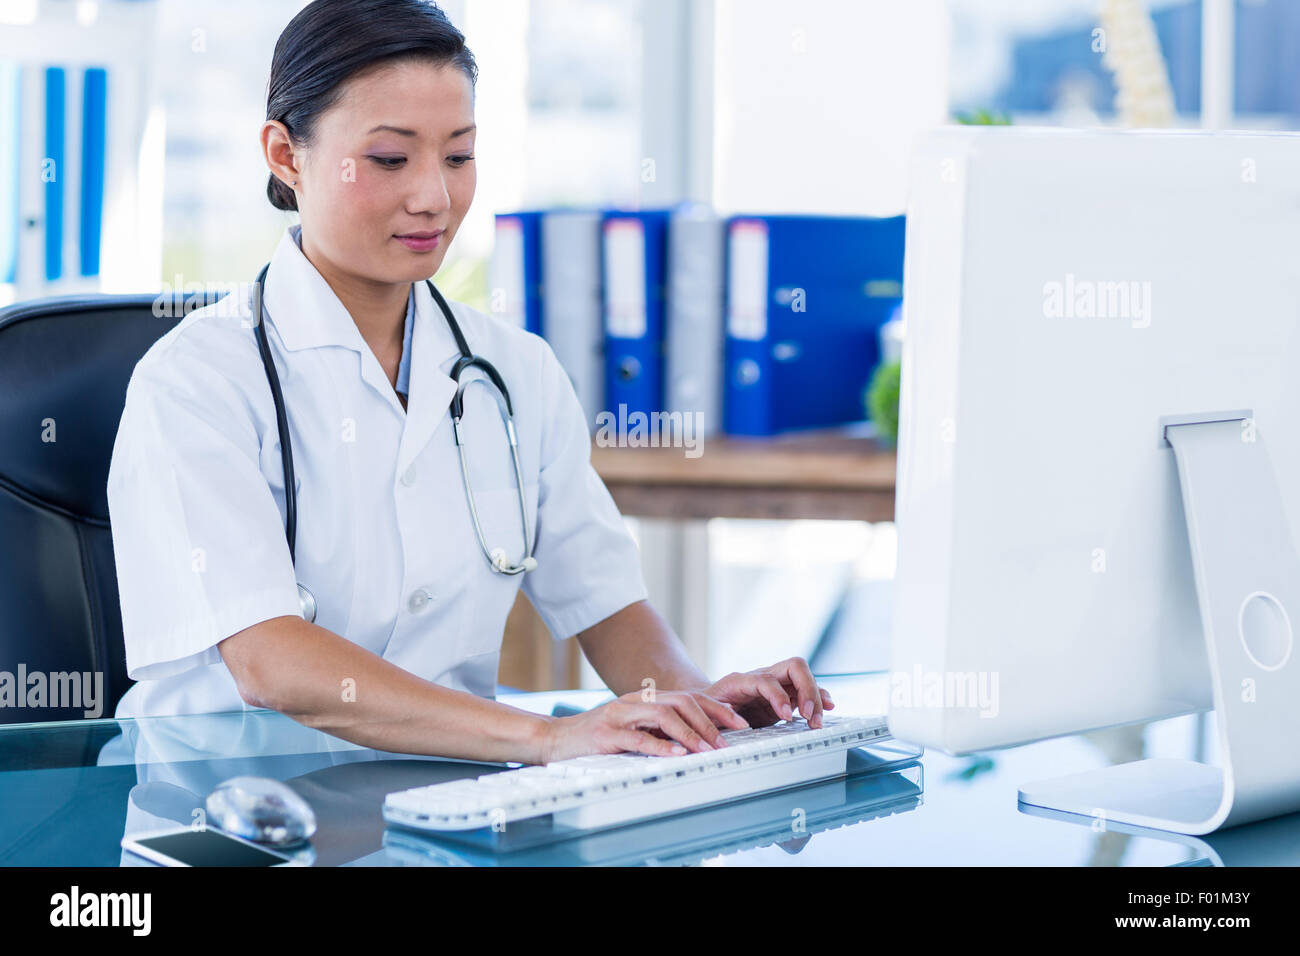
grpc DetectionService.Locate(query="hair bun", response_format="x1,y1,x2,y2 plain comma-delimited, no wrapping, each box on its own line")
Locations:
267,173,299,212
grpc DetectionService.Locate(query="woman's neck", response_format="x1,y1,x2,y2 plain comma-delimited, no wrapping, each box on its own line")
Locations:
299,234,409,390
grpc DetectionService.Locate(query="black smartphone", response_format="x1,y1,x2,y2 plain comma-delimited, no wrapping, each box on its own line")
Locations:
121,828,301,867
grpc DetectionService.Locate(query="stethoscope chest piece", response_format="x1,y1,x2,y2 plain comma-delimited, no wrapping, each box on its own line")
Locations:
297,583,317,623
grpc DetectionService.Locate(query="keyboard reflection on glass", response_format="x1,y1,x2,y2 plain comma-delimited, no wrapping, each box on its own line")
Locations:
383,714,890,833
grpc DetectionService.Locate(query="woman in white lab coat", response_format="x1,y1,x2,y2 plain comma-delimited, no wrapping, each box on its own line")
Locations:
107,0,832,764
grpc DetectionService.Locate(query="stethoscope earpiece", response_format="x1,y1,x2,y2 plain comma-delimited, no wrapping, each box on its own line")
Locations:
254,266,539,620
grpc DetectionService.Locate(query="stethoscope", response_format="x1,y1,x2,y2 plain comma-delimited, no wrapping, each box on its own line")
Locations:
250,262,537,623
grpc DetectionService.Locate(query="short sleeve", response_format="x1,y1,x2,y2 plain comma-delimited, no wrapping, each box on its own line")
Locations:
107,347,303,681
520,340,650,639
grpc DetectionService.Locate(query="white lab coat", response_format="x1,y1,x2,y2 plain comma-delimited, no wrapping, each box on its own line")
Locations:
107,223,648,718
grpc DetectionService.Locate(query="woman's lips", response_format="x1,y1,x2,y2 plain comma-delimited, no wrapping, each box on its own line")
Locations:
395,231,443,251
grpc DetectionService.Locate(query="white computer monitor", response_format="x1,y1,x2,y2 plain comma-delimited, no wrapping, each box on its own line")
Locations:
889,126,1300,834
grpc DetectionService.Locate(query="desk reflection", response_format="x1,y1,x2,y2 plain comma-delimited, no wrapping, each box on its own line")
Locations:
99,710,505,866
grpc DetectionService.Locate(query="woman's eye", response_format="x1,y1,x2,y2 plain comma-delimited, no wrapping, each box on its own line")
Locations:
449,155,474,167
371,157,405,168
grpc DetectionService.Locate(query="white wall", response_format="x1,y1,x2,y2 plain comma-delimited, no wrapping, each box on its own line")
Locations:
459,0,528,260
712,0,949,216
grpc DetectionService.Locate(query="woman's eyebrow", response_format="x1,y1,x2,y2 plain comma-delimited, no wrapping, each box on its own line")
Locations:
366,123,476,139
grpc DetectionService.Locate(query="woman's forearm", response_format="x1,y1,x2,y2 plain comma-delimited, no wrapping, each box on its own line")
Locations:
218,616,553,763
575,600,711,697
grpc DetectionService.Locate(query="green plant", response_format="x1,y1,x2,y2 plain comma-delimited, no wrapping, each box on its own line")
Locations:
865,359,901,445
953,108,1012,126
434,253,491,313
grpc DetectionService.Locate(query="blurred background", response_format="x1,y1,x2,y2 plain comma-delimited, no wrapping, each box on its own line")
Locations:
0,0,1279,690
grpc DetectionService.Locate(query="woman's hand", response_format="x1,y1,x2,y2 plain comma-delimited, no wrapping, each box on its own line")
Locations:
704,657,834,729
540,689,750,764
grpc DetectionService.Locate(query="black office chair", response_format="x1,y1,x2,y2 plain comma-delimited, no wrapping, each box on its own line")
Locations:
0,288,223,723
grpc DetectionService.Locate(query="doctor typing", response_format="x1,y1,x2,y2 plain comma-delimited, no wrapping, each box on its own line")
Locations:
107,0,831,764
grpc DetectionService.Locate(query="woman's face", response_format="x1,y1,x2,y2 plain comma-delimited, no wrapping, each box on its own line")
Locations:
278,59,476,285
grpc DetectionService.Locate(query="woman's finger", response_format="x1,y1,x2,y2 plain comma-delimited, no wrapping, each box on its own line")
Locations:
617,729,686,757
693,692,750,731
632,702,713,753
657,694,726,749
738,673,794,721
772,657,823,727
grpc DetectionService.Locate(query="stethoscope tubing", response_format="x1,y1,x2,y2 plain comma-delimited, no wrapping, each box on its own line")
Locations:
251,261,537,621
252,263,297,562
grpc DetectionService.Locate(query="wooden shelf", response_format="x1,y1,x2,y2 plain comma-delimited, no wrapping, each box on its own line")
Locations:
589,425,898,521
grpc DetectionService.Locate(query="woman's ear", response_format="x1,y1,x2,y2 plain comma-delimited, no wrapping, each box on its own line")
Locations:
262,120,302,191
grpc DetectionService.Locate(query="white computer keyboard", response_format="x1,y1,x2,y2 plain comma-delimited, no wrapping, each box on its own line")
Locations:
383,714,890,833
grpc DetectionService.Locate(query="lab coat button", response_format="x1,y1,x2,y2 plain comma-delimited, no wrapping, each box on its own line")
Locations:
407,588,432,613
401,464,418,487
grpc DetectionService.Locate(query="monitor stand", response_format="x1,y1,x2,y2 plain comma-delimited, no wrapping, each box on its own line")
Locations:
1019,413,1300,834
1019,801,1300,865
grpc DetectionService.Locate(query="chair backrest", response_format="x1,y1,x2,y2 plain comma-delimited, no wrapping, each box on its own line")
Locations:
0,290,223,722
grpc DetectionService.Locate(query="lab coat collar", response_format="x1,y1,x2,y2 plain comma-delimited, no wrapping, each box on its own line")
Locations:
262,224,464,367
262,224,465,470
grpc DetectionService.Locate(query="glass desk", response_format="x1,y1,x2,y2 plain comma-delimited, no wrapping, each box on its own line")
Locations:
3,673,1298,866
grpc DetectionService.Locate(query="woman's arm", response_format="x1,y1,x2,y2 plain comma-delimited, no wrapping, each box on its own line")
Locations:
219,616,553,763
575,599,711,696
221,613,744,764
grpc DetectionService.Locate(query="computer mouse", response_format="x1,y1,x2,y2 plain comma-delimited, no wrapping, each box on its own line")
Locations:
205,776,317,847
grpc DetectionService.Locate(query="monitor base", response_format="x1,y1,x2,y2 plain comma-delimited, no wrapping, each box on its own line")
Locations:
1019,758,1224,835
1020,415,1300,834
